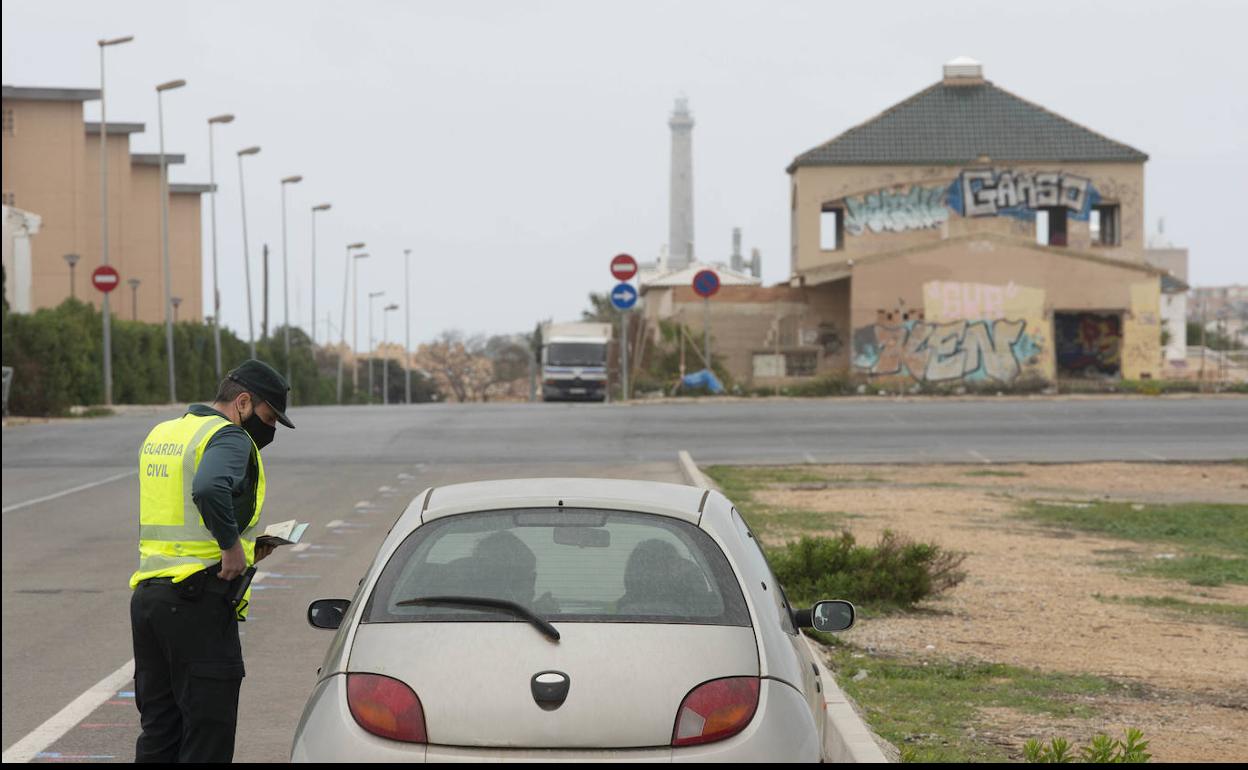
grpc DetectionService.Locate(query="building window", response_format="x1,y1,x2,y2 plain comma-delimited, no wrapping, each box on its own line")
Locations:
1036,206,1067,247
1090,204,1120,246
820,204,843,251
1,108,13,136
785,351,817,377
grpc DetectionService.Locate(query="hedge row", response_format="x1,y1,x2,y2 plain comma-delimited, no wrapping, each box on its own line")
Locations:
1,298,406,415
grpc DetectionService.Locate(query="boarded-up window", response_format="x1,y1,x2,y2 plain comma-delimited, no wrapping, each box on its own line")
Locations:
785,352,817,377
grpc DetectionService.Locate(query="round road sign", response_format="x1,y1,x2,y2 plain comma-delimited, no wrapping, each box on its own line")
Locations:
610,253,638,281
92,265,120,293
610,282,638,310
692,269,720,298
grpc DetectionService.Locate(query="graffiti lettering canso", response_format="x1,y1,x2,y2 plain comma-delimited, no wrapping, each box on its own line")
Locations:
853,319,1043,383
844,185,948,235
946,169,1099,222
840,170,1101,236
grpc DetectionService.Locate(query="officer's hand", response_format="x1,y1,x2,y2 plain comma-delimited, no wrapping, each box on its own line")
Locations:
219,540,246,580
255,543,276,563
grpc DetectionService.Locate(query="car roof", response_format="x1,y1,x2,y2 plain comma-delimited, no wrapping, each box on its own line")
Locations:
420,478,709,524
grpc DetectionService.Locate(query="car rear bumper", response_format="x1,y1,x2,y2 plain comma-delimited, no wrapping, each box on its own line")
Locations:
291,675,820,762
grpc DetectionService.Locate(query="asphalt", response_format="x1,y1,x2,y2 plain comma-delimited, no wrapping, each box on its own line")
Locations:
1,397,1244,761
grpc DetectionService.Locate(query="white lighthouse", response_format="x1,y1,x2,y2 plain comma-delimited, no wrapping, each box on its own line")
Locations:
667,96,695,271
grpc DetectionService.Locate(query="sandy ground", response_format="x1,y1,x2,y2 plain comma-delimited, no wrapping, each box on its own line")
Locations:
752,462,1248,762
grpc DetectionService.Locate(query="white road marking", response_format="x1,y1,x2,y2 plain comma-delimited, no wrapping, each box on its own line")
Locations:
967,449,992,464
325,519,344,528
1,564,271,761
2,470,138,514
803,452,818,464
1139,450,1168,461
2,661,135,763
290,542,310,552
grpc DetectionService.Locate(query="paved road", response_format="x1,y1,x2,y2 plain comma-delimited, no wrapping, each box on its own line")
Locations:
1,397,1244,761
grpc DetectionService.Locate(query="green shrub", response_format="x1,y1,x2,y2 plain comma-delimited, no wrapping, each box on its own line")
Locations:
767,531,966,609
1024,728,1151,763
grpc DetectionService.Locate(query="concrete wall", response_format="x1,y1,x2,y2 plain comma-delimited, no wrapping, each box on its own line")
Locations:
847,238,1162,385
643,283,850,386
791,161,1146,279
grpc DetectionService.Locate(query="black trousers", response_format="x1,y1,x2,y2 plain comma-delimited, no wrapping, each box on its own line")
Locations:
130,575,245,763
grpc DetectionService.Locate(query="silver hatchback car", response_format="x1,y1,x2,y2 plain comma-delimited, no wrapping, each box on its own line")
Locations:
291,478,854,762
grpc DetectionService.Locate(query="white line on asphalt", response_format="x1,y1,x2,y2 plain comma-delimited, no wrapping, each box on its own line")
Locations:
1,660,135,763
1,571,269,762
967,449,992,464
1139,450,1168,461
803,452,817,464
290,542,310,552
1,470,138,514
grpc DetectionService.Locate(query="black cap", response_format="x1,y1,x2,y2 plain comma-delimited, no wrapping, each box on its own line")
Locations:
227,359,295,429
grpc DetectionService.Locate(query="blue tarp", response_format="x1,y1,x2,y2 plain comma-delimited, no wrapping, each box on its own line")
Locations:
681,369,725,394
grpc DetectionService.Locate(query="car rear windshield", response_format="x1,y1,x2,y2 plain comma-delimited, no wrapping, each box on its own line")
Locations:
364,508,750,627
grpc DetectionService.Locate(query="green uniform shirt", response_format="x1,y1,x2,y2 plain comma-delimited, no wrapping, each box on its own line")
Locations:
186,404,258,549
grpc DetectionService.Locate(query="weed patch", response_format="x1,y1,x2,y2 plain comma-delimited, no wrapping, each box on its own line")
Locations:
1094,594,1248,629
826,646,1136,763
964,469,1027,478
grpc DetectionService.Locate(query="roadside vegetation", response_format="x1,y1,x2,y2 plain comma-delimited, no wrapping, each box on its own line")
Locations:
709,463,1231,762
1020,501,1248,587
828,647,1146,763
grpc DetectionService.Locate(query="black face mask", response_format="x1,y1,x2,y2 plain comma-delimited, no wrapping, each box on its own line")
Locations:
241,402,276,450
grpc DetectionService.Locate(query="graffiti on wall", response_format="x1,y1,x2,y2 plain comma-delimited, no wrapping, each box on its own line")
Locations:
853,319,1042,384
923,280,1022,322
837,169,1103,236
843,185,949,235
1055,313,1121,376
945,169,1099,221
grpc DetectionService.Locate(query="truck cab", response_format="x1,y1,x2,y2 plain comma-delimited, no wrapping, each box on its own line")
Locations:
541,323,611,402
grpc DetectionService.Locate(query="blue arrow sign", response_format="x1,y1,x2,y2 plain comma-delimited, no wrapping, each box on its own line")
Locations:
610,282,638,310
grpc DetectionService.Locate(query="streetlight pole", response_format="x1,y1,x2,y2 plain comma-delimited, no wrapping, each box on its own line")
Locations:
128,277,140,320
64,253,80,300
353,253,370,393
237,145,261,358
368,290,385,403
335,243,365,403
280,174,303,386
156,78,186,404
97,34,133,407
384,303,399,405
404,248,412,404
207,113,234,379
310,203,331,345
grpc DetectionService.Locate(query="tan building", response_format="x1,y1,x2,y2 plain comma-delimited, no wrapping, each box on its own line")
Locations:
647,58,1169,389
2,86,208,322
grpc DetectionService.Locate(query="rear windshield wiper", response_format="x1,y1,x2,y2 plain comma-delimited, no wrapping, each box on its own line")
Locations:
395,595,561,642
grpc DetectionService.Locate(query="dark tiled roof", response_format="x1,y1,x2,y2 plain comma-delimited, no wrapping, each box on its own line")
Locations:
789,80,1148,171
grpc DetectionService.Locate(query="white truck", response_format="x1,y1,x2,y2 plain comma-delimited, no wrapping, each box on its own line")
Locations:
540,322,612,402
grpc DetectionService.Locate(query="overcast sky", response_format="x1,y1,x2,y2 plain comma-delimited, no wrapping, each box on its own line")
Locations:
4,0,1245,346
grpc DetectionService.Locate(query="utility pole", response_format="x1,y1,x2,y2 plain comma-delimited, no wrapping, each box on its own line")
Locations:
404,248,412,405
261,243,270,340
97,34,134,406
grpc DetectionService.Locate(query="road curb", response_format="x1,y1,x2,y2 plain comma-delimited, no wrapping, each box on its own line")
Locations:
676,450,894,763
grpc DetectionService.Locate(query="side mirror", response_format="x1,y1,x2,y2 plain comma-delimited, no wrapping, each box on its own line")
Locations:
796,599,855,632
308,598,350,630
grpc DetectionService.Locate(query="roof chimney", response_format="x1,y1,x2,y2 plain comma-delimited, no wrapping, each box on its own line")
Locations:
943,56,984,86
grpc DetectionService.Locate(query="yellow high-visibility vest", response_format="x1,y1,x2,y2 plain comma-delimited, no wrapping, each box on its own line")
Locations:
129,412,265,618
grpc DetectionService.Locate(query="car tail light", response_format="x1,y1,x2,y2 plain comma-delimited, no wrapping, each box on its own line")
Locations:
672,677,760,747
347,673,427,743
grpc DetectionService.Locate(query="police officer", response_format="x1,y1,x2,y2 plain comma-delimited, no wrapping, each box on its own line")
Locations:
129,359,294,763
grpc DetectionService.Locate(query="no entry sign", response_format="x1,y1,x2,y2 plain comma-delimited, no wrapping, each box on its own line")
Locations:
92,265,120,293
692,269,720,298
610,253,638,281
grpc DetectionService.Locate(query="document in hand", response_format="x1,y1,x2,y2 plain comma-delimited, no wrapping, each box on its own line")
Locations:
254,519,309,549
